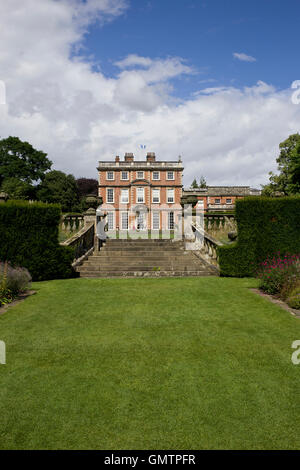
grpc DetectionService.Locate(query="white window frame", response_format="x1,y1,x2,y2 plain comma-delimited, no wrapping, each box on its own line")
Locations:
152,171,160,181
106,188,114,203
167,188,175,203
137,171,144,179
152,211,160,230
121,211,129,230
107,211,115,230
168,211,174,230
167,171,174,180
152,188,160,203
226,198,232,204
121,189,129,204
121,171,129,180
215,198,221,205
106,171,114,181
136,187,145,203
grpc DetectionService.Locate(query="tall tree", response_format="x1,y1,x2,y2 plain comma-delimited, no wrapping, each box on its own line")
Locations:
37,170,80,212
262,133,300,195
199,175,207,188
191,178,199,189
0,136,52,186
0,177,35,200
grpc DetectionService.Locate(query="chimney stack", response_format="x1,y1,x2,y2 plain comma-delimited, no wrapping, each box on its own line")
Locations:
146,152,156,162
124,152,134,162
115,155,120,162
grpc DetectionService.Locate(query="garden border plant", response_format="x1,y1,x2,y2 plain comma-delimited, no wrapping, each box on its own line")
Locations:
257,252,300,310
0,261,32,307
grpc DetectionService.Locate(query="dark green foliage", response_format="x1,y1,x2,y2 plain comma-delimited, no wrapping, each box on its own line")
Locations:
0,201,74,281
0,136,52,186
262,133,300,195
37,170,80,212
0,177,35,200
218,196,300,277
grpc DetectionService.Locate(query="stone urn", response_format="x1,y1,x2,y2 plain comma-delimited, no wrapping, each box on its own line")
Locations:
0,192,8,203
85,195,102,210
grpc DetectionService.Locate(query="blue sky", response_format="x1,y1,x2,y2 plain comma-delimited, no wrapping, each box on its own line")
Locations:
82,0,300,98
1,0,300,187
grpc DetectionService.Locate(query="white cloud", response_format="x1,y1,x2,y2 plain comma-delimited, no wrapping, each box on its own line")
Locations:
233,52,257,62
0,0,299,189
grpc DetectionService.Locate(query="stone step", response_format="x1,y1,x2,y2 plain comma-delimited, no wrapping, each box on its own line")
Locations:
103,242,184,248
78,264,210,272
98,247,185,253
79,270,215,278
105,238,183,245
91,253,196,260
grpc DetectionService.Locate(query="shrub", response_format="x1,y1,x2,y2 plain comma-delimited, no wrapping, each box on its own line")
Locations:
287,286,300,310
257,253,300,296
0,262,13,307
0,201,74,281
0,261,32,296
218,196,300,277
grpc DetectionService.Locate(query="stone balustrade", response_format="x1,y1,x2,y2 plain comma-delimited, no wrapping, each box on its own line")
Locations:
60,214,84,233
190,222,223,267
204,213,236,231
61,222,95,267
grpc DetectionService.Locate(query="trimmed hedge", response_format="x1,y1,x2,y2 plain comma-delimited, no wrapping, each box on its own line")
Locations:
0,201,74,281
218,196,300,277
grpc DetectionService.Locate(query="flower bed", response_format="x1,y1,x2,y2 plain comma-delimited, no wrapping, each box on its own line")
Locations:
257,253,300,310
0,261,32,308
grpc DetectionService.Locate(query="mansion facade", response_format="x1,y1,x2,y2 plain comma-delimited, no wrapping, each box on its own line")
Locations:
97,152,261,231
98,152,184,231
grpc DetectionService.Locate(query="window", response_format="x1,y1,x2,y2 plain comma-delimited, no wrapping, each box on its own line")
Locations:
226,198,232,204
121,189,129,203
121,212,128,230
152,189,160,203
106,171,114,180
107,212,114,230
136,187,144,203
137,171,144,179
167,171,174,180
167,188,174,203
152,171,160,180
215,198,221,204
107,188,114,203
152,211,160,230
121,171,129,180
168,212,174,230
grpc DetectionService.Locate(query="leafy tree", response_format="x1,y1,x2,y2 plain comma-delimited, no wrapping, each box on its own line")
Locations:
290,142,300,192
0,177,35,200
37,170,80,212
0,136,52,186
191,178,199,189
76,178,98,198
262,133,300,195
190,176,207,189
199,175,207,188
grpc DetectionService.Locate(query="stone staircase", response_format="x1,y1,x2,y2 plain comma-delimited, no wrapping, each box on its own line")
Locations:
76,239,218,278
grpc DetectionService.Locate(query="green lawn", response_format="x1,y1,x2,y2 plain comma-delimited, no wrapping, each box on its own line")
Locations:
0,277,299,450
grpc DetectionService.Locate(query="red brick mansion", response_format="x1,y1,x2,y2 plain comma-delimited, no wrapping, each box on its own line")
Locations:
98,152,183,231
